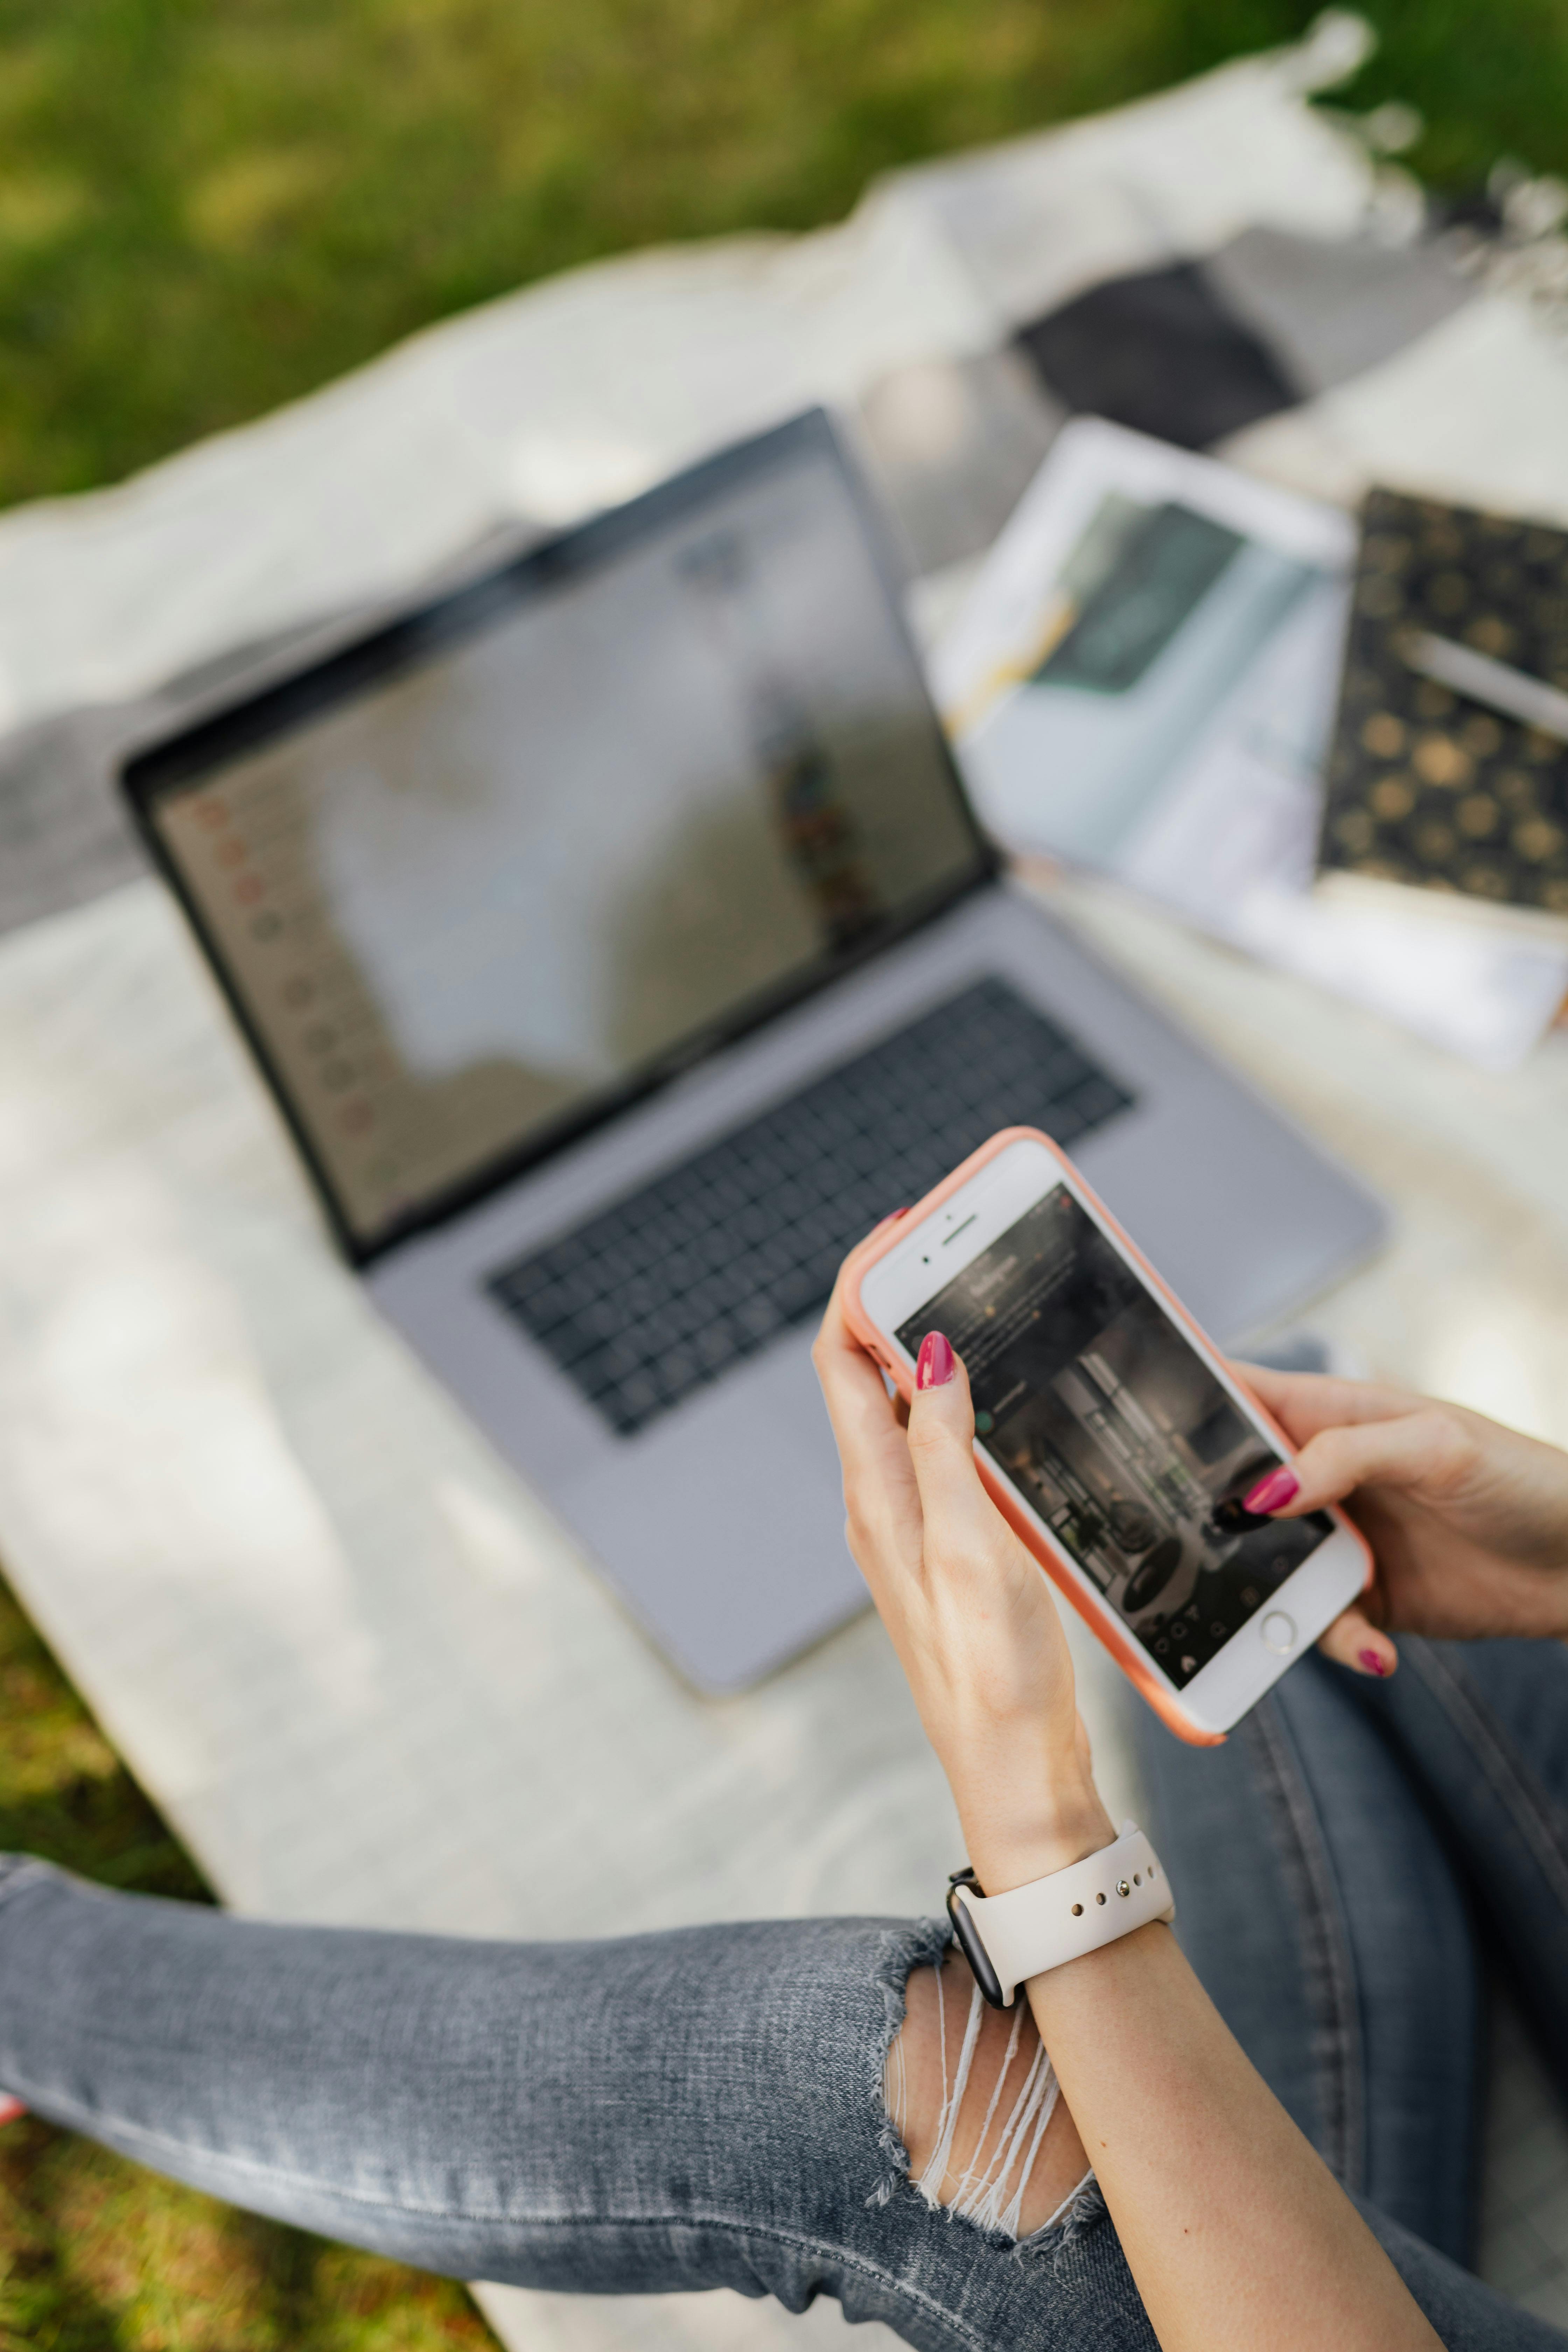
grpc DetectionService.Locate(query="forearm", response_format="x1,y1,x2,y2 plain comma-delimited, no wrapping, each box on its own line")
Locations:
1024,1918,1441,2352
950,1767,1441,2352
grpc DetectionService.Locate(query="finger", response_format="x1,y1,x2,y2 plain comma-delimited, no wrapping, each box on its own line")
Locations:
814,1219,909,1391
812,1209,907,1389
812,1206,923,1473
1315,1602,1398,1680
903,1333,1010,1569
1245,1407,1470,1519
813,1269,901,1474
1232,1362,1419,1444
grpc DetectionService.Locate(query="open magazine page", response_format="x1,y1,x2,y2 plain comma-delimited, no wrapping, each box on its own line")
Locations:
930,418,1568,1071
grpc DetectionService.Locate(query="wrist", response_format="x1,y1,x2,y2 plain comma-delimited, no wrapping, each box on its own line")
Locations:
961,1780,1117,1894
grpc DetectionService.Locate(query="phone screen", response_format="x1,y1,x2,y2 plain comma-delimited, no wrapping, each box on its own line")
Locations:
895,1185,1334,1690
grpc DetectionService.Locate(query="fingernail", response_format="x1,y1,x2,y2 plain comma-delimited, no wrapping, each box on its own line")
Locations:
872,1207,911,1233
1358,1648,1389,1679
1242,1467,1299,1514
915,1331,954,1390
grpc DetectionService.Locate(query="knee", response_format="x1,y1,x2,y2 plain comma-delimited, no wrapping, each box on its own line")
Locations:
884,1947,1091,2240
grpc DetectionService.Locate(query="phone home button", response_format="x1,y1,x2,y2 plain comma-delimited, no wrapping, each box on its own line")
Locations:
1261,1611,1296,1656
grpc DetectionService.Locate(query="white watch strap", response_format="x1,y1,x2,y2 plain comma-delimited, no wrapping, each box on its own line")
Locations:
952,1825,1175,2007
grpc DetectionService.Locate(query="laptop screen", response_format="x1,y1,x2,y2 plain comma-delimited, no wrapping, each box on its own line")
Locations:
127,413,989,1257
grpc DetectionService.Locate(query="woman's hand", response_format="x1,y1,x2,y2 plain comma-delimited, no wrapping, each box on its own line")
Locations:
818,1265,1443,2350
813,1267,1113,1892
1238,1364,1568,1675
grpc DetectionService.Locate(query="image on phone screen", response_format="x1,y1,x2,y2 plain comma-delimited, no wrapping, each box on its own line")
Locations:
895,1188,1335,1689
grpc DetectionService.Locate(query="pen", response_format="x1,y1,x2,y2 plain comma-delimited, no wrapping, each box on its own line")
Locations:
1401,629,1568,747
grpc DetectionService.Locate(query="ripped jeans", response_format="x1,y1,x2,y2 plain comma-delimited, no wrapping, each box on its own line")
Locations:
5,1644,1568,2350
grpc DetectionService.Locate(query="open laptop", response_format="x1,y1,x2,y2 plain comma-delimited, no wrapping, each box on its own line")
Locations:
122,408,1384,1692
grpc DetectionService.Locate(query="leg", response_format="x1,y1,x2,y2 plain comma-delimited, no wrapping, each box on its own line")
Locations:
1138,1653,1483,2264
5,1858,1560,2348
1338,1638,1568,2093
0,1858,1153,2349
890,1946,1097,2238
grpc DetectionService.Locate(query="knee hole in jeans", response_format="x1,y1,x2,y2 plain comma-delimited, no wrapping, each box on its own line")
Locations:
885,1947,1092,2241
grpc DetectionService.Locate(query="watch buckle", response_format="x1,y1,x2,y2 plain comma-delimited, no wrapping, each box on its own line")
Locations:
945,1865,1008,2009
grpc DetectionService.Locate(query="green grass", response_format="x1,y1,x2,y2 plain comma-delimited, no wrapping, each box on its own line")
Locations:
0,1572,497,2350
0,0,1567,512
3,0,1568,2338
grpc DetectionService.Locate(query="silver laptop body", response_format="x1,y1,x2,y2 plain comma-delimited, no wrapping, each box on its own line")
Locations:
124,411,1384,1692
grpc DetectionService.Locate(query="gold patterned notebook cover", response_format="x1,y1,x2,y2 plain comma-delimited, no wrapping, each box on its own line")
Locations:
1316,487,1568,935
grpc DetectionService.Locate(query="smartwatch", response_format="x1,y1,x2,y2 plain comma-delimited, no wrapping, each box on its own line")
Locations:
946,1823,1175,2008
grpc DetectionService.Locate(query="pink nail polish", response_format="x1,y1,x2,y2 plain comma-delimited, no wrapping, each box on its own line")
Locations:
1242,1466,1299,1514
915,1331,954,1390
1359,1648,1388,1678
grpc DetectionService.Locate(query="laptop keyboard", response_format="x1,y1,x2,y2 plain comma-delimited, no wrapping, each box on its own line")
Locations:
486,978,1135,1436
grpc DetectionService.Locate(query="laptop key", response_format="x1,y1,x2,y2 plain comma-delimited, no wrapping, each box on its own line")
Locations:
486,977,1134,1437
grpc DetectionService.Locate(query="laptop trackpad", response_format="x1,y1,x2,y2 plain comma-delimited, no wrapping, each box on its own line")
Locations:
559,1353,862,1694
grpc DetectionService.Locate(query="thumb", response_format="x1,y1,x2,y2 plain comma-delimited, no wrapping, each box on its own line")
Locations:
903,1332,1008,1576
1252,1410,1454,1522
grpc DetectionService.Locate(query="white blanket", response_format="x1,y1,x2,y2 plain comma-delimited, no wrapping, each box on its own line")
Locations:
4,25,1568,2346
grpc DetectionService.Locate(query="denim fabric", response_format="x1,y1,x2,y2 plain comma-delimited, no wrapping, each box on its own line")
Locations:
1363,1641,1568,2095
1139,1645,1483,2262
0,1850,1561,2348
0,1868,1149,2350
1140,1638,1568,2282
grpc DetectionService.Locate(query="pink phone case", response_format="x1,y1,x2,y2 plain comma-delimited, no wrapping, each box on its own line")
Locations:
840,1125,1373,1748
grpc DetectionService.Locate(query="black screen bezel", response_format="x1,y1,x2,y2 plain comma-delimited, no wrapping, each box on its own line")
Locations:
121,408,997,1266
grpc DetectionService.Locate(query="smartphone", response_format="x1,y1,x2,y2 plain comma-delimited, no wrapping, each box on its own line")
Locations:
846,1127,1371,1744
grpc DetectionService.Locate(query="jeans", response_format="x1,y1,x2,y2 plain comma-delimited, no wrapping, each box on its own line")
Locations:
3,1646,1566,2350
1141,1637,1568,2281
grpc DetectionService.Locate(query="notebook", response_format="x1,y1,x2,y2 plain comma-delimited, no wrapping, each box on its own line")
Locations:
1316,487,1568,941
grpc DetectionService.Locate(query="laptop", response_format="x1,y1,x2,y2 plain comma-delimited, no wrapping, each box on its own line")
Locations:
122,408,1385,1693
